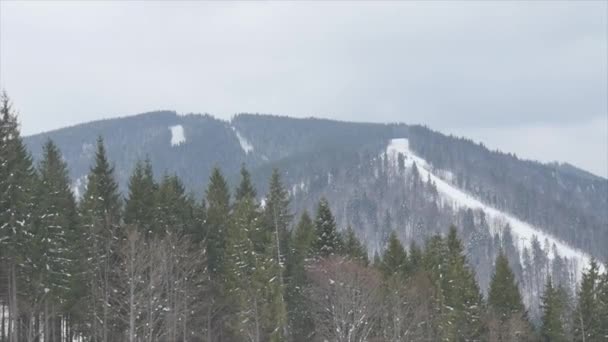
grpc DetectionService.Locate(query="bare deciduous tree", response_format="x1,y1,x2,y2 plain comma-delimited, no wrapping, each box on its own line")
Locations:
307,257,382,342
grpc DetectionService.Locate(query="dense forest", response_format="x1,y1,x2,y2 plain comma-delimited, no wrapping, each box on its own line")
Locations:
2,93,608,341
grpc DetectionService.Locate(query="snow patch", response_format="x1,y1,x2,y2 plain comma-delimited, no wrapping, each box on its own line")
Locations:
231,127,254,154
386,138,594,279
71,175,86,200
169,125,186,146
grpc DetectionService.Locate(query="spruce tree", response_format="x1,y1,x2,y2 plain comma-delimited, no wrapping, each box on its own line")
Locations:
263,169,292,266
34,140,79,307
0,92,38,341
487,251,532,341
124,158,157,234
408,240,423,274
205,167,231,278
488,252,526,319
540,277,568,342
341,225,368,265
286,212,315,342
226,176,286,341
235,164,256,201
313,197,342,258
155,173,196,235
380,231,408,278
79,136,122,342
598,264,608,340
573,260,601,342
443,226,485,341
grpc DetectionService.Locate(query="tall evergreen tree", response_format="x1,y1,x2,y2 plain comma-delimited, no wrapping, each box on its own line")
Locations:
226,175,286,342
598,264,608,340
0,92,38,342
286,211,316,342
235,164,257,202
33,140,79,312
488,252,526,319
573,260,601,342
487,251,532,341
263,169,292,269
124,158,157,233
341,225,368,265
443,226,485,341
313,197,342,258
155,173,196,235
79,136,122,342
540,277,568,342
380,231,408,278
205,167,231,278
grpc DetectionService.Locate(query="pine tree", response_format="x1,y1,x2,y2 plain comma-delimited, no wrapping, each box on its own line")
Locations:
155,173,196,235
422,235,450,340
263,169,292,269
124,158,157,234
225,180,286,342
0,92,38,342
286,211,316,342
313,197,342,258
380,231,408,278
487,251,532,341
341,225,368,265
79,136,122,342
598,264,608,340
408,240,423,274
33,140,80,335
540,277,568,342
488,252,526,319
443,226,485,341
205,167,231,278
235,164,256,201
573,259,601,342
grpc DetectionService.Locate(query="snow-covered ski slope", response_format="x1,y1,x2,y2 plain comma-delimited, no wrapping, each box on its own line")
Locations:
386,138,594,278
169,125,186,146
231,126,254,154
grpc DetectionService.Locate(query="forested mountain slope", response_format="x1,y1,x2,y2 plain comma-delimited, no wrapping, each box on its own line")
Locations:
24,111,608,319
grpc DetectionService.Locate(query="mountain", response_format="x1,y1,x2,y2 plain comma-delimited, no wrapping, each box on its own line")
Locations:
24,111,608,319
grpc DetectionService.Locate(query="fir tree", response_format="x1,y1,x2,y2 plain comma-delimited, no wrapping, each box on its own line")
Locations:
0,92,38,341
573,259,601,342
263,169,292,267
235,164,257,202
225,187,286,341
487,251,532,341
408,240,423,274
598,264,608,340
286,211,316,342
205,167,231,278
155,173,196,235
488,252,526,320
341,225,368,265
313,197,342,258
540,277,568,342
380,231,408,278
33,140,79,304
443,226,485,341
79,136,122,342
124,158,157,234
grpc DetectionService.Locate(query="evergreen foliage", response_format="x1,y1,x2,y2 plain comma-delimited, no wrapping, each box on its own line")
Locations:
313,197,342,258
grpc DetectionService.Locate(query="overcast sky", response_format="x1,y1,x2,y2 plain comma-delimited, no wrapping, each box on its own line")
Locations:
1,1,606,177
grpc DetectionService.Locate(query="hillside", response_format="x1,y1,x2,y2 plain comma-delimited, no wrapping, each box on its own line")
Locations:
24,111,608,319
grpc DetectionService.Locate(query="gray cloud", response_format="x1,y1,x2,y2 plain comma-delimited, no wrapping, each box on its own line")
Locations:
0,1,606,176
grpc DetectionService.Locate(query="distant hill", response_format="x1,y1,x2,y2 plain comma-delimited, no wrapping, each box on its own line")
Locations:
24,111,608,319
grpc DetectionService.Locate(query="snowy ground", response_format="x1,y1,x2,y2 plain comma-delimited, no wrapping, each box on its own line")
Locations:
169,125,186,146
386,138,594,279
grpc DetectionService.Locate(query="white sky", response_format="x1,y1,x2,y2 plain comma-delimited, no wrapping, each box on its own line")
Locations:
0,1,606,177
